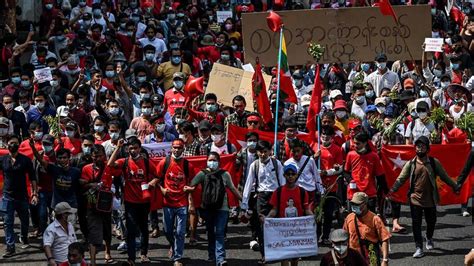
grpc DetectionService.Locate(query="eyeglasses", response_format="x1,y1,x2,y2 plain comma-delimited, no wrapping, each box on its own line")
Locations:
248,121,259,125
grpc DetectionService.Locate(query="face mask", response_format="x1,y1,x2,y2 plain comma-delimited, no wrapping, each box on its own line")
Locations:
171,56,181,65
36,102,45,109
11,77,21,85
231,45,238,51
93,9,102,17
120,23,126,29
140,93,150,99
153,105,162,113
294,79,303,88
417,112,427,119
335,110,346,119
333,244,348,255
433,69,442,77
4,103,13,111
8,143,19,153
105,71,115,78
361,63,370,72
145,53,155,61
175,118,185,125
126,31,134,37
168,14,176,21
221,54,230,61
355,96,366,105
376,62,387,70
21,80,31,88
94,125,104,132
137,76,147,83
21,102,30,109
178,134,186,141
77,50,87,57
83,20,91,26
351,205,362,215
82,146,91,155
211,134,223,142
207,160,219,170
45,4,53,10
416,151,427,158
142,107,152,115
34,131,43,140
156,124,166,133
110,132,119,140
0,128,7,136
441,81,449,89
357,147,367,154
376,106,385,114
108,107,120,116
173,80,184,89
420,90,429,98
432,31,440,38
451,63,460,70
247,141,256,149
50,79,59,88
171,153,183,160
65,130,75,137
366,90,374,98
206,103,218,112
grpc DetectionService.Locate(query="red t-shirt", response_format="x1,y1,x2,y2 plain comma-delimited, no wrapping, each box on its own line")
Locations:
344,150,384,199
164,89,187,116
37,153,56,193
197,45,220,62
94,133,110,145
156,158,189,208
111,158,156,204
269,186,309,218
320,144,344,192
81,163,113,189
59,137,82,156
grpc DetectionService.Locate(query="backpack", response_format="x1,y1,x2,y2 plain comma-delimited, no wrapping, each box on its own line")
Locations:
201,169,226,210
275,186,306,217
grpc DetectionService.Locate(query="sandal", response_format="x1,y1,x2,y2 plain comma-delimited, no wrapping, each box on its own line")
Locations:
126,259,135,266
189,238,197,246
392,227,407,233
105,255,116,264
168,247,173,259
140,255,151,263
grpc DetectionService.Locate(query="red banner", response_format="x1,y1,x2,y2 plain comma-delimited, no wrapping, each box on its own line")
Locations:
381,144,473,205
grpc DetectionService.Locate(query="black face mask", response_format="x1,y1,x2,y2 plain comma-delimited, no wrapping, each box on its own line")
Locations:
416,151,427,158
8,143,19,153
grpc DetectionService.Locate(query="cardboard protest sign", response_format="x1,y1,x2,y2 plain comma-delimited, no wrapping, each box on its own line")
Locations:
424,38,444,52
217,11,233,23
33,67,52,83
264,216,318,262
242,6,431,65
205,63,272,111
142,142,172,158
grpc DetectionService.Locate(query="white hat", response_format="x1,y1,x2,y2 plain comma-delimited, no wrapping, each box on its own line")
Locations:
329,89,343,100
301,95,311,106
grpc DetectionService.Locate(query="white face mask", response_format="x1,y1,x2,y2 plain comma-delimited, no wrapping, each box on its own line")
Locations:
333,244,348,255
178,134,186,141
376,106,386,114
376,62,387,70
417,112,428,119
0,128,8,136
335,110,346,119
110,132,119,140
94,125,105,132
156,124,166,133
42,145,53,153
441,81,449,89
65,130,75,138
211,134,223,143
207,160,219,170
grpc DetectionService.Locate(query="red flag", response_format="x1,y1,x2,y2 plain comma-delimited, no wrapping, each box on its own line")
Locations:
381,144,472,205
306,64,323,136
278,73,298,103
252,62,273,124
378,0,398,23
450,6,465,29
266,11,283,32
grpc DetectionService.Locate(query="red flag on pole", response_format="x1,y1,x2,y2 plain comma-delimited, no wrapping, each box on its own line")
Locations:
377,0,398,23
252,62,273,124
266,11,283,32
381,144,472,205
306,64,323,136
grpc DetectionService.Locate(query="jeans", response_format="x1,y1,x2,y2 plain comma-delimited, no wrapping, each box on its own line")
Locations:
163,207,188,262
124,201,150,262
201,209,229,263
410,203,437,249
38,191,53,234
149,210,160,230
3,198,29,249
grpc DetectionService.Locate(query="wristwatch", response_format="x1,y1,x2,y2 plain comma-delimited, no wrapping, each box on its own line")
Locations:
382,258,389,262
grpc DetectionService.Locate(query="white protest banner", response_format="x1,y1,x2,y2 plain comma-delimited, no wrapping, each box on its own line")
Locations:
424,38,444,52
264,216,318,262
33,67,52,83
142,142,172,158
216,11,233,23
206,63,272,111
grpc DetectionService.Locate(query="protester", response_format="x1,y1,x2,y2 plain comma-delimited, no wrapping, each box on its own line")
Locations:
320,229,368,266
58,242,87,266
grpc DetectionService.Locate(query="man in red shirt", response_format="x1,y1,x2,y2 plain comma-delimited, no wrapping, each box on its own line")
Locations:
156,139,190,265
108,138,158,264
344,132,387,212
164,72,188,116
187,93,226,126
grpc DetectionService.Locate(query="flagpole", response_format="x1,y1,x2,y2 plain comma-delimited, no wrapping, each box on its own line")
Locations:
273,26,284,157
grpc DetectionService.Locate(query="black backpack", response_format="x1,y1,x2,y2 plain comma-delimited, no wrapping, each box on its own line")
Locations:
201,169,226,210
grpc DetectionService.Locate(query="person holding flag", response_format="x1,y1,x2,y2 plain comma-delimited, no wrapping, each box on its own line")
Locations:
388,136,461,258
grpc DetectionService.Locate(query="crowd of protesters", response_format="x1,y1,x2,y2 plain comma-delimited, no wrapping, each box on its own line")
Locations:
0,0,474,265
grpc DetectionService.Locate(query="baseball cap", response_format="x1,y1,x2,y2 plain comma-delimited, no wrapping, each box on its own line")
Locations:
333,100,348,111
403,78,415,89
364,105,377,113
211,124,224,133
351,192,369,204
329,90,343,100
374,97,386,106
65,122,77,130
172,139,185,148
330,229,349,243
0,117,9,126
247,114,260,122
173,72,185,80
283,164,297,174
199,120,211,130
415,100,429,111
301,95,311,107
399,90,415,101
414,136,430,146
42,134,55,144
125,129,137,139
348,118,362,129
375,53,387,62
54,202,77,215
407,102,416,113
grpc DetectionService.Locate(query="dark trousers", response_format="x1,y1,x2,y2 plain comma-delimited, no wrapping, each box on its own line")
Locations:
256,192,273,257
318,192,339,240
149,210,159,230
391,201,401,219
410,203,437,248
248,192,259,241
77,196,88,241
124,201,150,262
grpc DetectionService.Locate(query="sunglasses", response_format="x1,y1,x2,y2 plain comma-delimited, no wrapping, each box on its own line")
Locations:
248,121,259,125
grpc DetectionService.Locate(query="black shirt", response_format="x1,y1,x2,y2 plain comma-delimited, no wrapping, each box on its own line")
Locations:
47,164,81,208
1,153,36,201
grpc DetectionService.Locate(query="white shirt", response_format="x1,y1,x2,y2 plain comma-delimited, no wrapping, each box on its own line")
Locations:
210,142,229,154
449,103,473,121
138,37,167,63
245,151,257,178
364,69,400,97
241,159,285,210
404,119,435,143
465,76,474,91
102,139,117,158
285,155,324,193
43,220,77,263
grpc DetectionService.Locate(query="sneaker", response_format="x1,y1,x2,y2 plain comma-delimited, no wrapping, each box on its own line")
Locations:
20,237,30,249
250,240,260,251
173,261,183,266
2,248,15,258
218,261,228,266
117,241,127,251
413,248,424,258
462,211,471,217
425,238,434,250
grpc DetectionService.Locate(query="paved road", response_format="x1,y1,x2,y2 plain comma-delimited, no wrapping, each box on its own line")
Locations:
0,204,473,265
